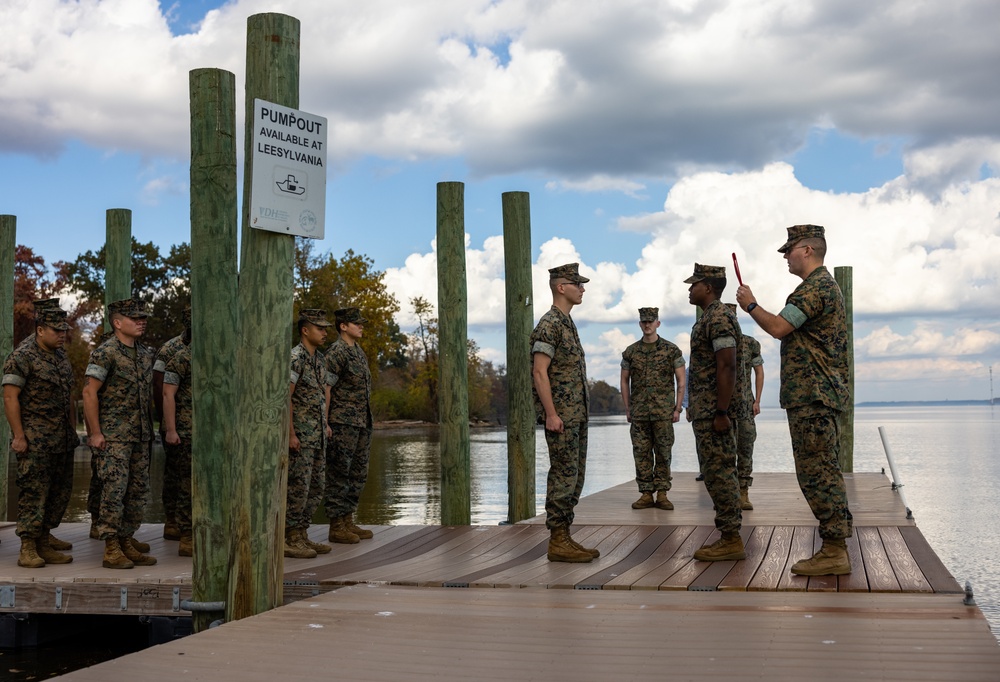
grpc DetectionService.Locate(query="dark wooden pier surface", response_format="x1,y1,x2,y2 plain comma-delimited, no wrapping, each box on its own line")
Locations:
4,472,997,680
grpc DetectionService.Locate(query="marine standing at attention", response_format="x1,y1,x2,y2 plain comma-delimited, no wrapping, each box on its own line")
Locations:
83,298,157,569
2,299,77,567
531,262,599,563
727,303,765,511
324,307,375,545
620,307,685,511
153,305,190,543
736,224,853,576
161,315,194,558
286,309,334,559
685,264,745,562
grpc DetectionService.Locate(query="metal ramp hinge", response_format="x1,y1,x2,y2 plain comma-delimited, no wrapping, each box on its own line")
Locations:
121,587,128,611
0,586,14,608
55,587,63,610
172,587,181,612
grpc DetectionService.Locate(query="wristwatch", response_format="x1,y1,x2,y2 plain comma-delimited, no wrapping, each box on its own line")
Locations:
715,408,729,416
746,302,758,313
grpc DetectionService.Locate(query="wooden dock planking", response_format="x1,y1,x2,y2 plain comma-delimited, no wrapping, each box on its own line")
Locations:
57,586,1000,682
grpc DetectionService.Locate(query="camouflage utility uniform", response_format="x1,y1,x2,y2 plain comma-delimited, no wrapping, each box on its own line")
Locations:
289,343,327,531
621,336,684,493
734,335,763,490
86,336,155,540
154,331,188,529
162,341,193,536
779,265,853,540
531,306,589,531
324,338,373,519
2,329,77,540
688,299,742,535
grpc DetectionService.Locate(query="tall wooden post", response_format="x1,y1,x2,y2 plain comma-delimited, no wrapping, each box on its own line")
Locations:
104,209,132,328
835,266,854,472
436,182,471,525
501,192,535,523
0,215,15,519
189,67,239,631
231,13,299,618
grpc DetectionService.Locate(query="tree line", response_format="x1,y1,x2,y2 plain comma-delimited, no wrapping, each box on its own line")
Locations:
10,240,625,424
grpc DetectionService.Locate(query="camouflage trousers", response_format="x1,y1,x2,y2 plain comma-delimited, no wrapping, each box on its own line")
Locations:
163,439,193,534
286,446,324,531
161,430,183,522
325,423,372,519
629,419,674,492
544,421,588,531
787,404,853,540
692,420,741,535
734,417,756,489
14,447,74,539
91,441,151,540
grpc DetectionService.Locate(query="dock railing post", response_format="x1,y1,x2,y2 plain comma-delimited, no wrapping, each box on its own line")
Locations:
189,67,239,632
104,209,132,330
230,12,300,618
502,192,535,523
0,215,14,519
437,181,471,525
835,266,854,472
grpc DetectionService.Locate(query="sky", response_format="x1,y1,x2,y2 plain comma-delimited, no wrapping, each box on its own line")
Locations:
2,0,999,406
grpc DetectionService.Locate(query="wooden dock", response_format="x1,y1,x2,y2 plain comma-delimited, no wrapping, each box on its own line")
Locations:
5,471,999,679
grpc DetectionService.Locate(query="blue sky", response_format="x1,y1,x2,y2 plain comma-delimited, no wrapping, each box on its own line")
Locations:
3,0,999,405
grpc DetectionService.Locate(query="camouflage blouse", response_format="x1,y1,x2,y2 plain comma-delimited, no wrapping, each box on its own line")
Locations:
621,336,684,421
325,338,372,429
734,335,763,419
778,266,850,411
86,336,154,443
530,306,589,425
290,343,328,448
688,299,740,421
162,341,193,439
153,333,187,374
2,339,78,452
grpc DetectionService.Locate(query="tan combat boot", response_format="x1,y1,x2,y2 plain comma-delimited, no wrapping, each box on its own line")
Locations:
740,487,754,511
631,492,654,509
17,537,46,568
328,516,360,544
284,528,317,559
129,537,152,553
344,514,374,540
566,528,600,559
693,532,746,561
121,537,157,566
102,537,135,569
178,533,193,557
46,532,73,551
36,535,73,564
547,526,594,563
163,516,181,541
297,528,332,555
790,539,851,576
90,522,100,539
654,490,674,510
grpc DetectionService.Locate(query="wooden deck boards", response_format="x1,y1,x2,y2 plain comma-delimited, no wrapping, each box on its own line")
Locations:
57,586,1000,682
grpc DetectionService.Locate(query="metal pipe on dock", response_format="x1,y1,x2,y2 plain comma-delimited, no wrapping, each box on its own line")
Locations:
878,426,913,519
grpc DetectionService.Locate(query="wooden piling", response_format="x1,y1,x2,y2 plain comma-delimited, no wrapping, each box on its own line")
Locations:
189,67,239,631
104,209,132,330
0,215,14,518
501,192,535,523
231,13,300,618
436,182,471,525
835,266,854,472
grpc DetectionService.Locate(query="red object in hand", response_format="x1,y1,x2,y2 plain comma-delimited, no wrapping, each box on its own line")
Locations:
732,253,744,286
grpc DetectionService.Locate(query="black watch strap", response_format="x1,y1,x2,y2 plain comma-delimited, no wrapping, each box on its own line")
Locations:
746,302,758,313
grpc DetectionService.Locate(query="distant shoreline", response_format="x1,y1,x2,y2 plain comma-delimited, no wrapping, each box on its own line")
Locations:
856,400,994,407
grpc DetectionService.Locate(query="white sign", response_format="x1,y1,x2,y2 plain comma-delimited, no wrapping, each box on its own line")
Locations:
249,98,328,238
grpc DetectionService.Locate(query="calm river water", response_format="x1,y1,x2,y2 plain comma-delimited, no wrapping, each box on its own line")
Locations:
6,404,998,672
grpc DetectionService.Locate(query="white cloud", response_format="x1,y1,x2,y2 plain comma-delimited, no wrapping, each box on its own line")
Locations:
545,175,647,198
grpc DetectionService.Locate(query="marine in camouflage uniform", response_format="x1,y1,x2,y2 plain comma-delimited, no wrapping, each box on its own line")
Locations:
686,264,745,562
324,307,374,544
728,302,765,510
83,298,157,568
531,263,597,563
287,309,333,558
162,336,193,556
2,301,77,566
153,306,191,541
736,224,853,576
620,307,685,511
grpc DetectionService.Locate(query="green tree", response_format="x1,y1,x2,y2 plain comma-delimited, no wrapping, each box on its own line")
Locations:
589,379,625,415
293,238,402,381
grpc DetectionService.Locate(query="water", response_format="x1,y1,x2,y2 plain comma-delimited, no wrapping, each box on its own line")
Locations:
8,404,998,647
